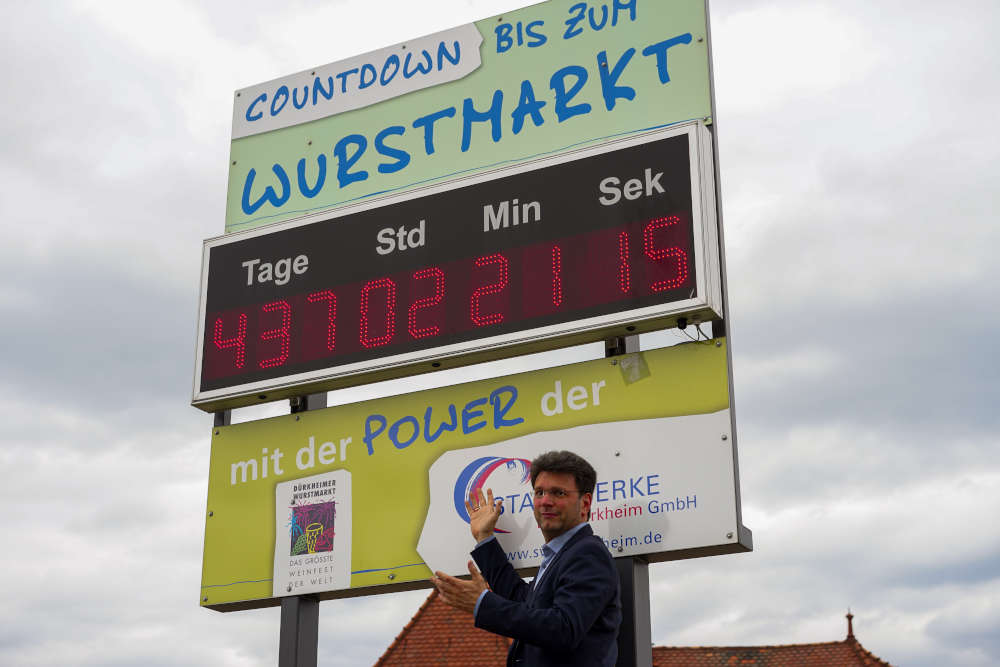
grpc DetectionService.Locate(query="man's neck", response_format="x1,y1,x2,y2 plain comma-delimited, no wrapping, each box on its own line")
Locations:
542,521,585,545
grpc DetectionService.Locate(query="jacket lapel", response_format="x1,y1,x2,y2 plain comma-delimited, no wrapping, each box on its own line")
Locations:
528,524,593,601
509,525,596,663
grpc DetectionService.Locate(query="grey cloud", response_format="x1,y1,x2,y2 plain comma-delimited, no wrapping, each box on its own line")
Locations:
0,245,199,421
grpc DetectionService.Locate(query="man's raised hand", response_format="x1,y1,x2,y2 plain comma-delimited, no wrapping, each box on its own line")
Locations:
466,487,502,542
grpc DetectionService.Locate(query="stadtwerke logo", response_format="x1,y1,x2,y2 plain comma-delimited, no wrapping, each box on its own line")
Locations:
452,456,531,533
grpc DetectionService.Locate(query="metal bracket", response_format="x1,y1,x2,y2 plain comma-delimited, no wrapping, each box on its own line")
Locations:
605,335,639,358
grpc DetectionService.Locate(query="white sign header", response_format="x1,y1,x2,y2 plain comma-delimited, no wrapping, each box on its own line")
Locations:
232,24,484,139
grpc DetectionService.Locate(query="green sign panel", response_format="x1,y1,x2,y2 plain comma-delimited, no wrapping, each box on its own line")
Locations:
225,0,711,233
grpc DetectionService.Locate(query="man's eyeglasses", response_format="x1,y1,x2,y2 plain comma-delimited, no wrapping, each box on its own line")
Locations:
533,488,579,500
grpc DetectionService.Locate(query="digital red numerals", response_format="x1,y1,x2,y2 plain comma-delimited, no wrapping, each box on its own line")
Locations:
470,253,509,327
206,213,694,384
618,231,632,294
643,216,688,291
360,278,397,348
213,313,247,369
551,245,563,307
259,300,291,368
408,267,445,339
307,289,337,351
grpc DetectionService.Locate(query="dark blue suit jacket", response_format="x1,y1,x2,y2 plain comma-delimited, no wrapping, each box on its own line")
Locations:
471,524,621,666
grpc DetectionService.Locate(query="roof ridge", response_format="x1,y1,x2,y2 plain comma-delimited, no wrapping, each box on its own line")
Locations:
372,589,439,666
653,638,847,650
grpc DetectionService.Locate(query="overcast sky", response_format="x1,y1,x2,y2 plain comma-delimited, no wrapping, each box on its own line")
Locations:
1,0,997,665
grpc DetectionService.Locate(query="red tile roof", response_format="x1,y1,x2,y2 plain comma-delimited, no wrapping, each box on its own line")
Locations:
374,589,512,666
375,593,893,667
651,638,893,666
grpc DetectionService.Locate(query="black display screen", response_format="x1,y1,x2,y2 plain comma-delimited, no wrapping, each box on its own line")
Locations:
197,130,702,398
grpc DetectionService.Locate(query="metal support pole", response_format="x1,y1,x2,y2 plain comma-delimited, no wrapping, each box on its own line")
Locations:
278,393,327,667
604,336,652,667
615,556,652,667
279,595,319,667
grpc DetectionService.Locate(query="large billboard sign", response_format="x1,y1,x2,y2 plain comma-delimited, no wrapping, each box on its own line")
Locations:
225,0,713,233
194,123,721,411
200,339,751,611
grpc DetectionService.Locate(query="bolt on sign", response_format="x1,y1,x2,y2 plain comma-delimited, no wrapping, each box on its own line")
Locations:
200,339,751,610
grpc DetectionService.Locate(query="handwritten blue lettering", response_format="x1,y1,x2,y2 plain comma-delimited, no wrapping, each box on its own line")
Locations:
363,414,388,455
642,34,693,84
292,85,309,110
337,68,359,93
374,126,411,174
403,50,434,78
412,107,456,155
424,405,458,443
238,32,695,219
271,85,290,116
389,415,420,449
598,48,636,110
245,92,266,122
380,56,400,86
312,76,334,105
334,134,368,188
241,39,467,126
490,386,524,428
462,397,488,434
359,64,377,89
362,386,522,455
438,41,461,69
511,80,547,135
461,91,504,152
296,155,326,198
550,65,591,122
241,164,290,215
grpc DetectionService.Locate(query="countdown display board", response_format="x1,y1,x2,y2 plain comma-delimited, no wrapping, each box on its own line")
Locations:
193,123,721,410
200,339,750,611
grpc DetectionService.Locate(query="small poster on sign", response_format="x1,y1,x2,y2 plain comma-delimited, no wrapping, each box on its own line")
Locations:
272,470,352,597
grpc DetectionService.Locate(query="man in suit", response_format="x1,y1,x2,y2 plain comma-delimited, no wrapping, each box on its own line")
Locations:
432,450,621,666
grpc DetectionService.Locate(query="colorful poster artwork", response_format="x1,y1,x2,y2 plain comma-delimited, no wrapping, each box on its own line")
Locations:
272,470,353,597
289,501,336,556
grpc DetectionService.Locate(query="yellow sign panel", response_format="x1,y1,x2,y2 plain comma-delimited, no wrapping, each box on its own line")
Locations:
201,339,732,609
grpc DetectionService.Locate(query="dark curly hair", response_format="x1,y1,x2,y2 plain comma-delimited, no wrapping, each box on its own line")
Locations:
529,450,597,495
